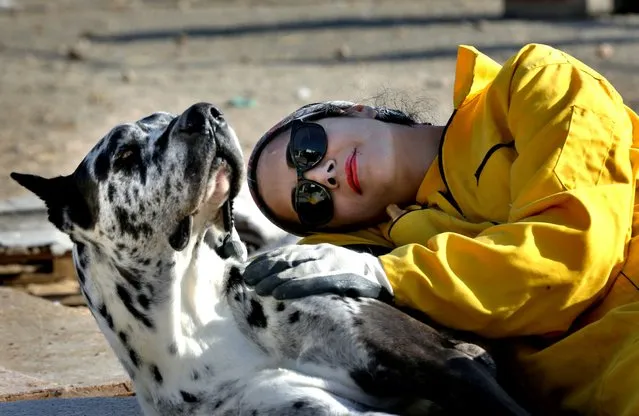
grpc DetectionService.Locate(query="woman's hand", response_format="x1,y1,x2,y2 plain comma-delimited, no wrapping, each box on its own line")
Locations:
242,243,393,301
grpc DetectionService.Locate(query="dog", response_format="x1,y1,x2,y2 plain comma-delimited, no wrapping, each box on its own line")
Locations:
11,102,528,415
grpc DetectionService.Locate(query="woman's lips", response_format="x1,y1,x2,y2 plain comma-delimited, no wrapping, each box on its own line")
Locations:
346,149,362,194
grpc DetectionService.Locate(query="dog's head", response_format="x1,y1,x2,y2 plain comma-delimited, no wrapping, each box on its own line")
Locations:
11,102,244,256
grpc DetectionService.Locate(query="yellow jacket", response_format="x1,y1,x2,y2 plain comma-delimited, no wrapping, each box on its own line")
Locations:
300,43,639,339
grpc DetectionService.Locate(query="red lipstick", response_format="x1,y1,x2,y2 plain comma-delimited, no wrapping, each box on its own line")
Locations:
345,149,362,194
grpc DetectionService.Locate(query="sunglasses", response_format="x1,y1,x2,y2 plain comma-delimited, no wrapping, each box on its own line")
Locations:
287,119,334,227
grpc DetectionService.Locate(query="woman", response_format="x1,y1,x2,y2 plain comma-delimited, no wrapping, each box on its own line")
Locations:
244,43,639,415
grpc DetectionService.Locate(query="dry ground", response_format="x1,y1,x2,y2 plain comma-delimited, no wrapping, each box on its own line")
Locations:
1,0,639,199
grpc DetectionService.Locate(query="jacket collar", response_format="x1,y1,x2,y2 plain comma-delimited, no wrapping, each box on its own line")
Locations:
453,45,502,109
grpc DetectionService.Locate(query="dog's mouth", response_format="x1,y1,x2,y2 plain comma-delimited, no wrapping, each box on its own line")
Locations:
202,126,243,214
168,103,245,255
198,119,244,242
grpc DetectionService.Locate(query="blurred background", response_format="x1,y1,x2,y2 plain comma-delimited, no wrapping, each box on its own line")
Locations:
2,0,639,200
1,0,639,407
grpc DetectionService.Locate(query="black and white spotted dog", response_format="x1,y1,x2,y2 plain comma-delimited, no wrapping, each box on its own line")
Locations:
11,103,528,415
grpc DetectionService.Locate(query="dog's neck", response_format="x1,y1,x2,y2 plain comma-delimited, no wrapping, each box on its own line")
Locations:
74,230,235,387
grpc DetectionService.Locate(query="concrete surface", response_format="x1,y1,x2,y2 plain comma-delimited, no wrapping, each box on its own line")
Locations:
0,288,128,398
0,396,141,416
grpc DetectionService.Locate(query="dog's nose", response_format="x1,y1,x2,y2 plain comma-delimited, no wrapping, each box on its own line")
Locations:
180,103,224,134
209,105,223,119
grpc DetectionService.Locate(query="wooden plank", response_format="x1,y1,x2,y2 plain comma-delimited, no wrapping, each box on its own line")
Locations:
52,254,76,278
0,249,57,265
2,273,66,286
60,294,86,307
0,264,39,275
26,280,80,297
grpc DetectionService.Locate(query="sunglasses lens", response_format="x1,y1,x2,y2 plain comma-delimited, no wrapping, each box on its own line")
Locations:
291,123,327,170
295,181,333,226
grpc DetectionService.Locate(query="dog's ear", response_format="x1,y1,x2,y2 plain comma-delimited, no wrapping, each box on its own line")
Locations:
10,172,94,233
168,215,192,251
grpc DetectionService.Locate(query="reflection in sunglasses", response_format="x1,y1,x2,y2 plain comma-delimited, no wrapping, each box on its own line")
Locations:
298,191,326,205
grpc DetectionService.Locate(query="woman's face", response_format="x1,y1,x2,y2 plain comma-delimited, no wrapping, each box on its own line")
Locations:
255,112,412,230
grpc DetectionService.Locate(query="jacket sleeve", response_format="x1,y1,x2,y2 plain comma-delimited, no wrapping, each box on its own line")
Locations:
379,45,637,338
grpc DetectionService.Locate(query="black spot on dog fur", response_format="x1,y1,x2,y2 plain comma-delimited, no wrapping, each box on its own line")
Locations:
98,304,114,330
139,223,153,238
129,348,140,368
180,391,199,403
168,342,177,355
76,242,88,268
353,317,364,327
107,183,116,203
191,370,200,381
115,207,139,239
164,180,171,200
138,160,147,185
145,283,155,297
94,153,110,182
276,302,286,312
150,364,163,384
247,299,267,328
138,294,150,310
76,267,86,285
223,265,245,296
288,311,300,324
82,289,94,309
116,283,154,329
115,264,142,291
118,331,128,345
293,400,307,409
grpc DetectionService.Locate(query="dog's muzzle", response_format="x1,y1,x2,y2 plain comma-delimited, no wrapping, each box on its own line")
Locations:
180,103,246,261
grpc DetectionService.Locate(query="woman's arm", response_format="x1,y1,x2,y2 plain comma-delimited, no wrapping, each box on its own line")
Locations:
381,44,637,338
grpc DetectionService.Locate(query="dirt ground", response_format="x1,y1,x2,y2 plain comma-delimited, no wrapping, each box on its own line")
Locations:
1,0,639,200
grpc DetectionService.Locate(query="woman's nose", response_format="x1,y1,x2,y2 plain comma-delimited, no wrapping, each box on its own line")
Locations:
304,159,338,189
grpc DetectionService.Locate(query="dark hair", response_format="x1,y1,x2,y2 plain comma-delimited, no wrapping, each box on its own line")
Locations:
247,101,424,236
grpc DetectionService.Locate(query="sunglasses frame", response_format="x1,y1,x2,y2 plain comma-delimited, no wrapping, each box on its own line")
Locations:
288,119,335,227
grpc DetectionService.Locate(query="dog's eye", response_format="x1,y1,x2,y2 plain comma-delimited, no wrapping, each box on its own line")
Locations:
114,147,138,168
117,150,134,161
